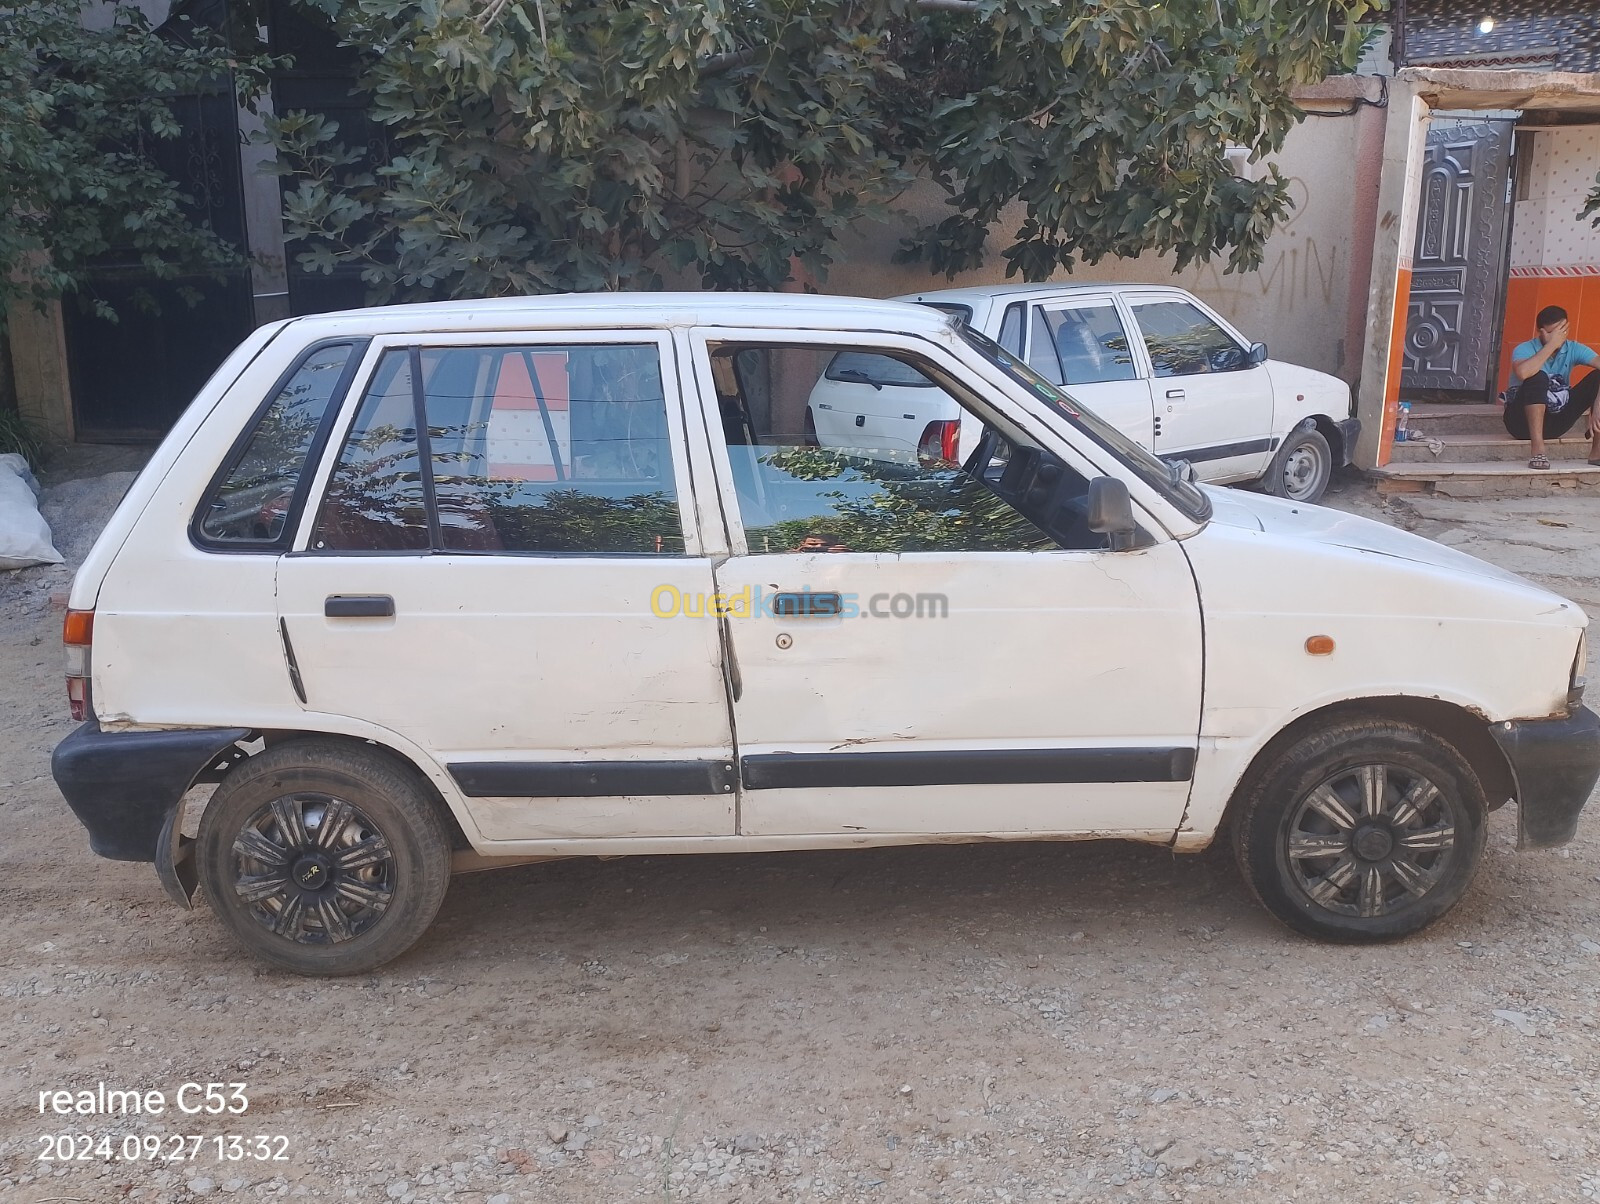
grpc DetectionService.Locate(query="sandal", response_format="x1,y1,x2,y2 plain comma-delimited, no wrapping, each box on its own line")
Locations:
1529,454,1551,469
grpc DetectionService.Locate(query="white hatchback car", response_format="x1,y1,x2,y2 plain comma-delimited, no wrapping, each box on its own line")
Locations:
52,294,1597,976
806,284,1357,503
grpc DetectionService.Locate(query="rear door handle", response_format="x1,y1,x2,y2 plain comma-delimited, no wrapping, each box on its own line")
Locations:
325,595,395,618
1165,388,1186,400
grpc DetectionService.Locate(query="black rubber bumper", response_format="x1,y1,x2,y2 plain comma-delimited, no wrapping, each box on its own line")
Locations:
52,720,250,863
1336,417,1361,466
1491,705,1600,849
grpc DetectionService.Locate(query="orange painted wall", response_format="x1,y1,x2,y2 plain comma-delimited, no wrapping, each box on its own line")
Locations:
1377,265,1411,467
1498,273,1600,394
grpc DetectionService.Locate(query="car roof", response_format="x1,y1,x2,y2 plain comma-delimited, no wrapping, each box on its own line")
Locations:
279,291,964,338
896,282,1179,305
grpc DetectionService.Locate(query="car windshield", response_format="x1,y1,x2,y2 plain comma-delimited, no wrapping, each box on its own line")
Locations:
957,324,1212,524
824,351,939,389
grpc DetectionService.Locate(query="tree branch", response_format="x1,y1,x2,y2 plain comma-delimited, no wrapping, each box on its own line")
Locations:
698,0,981,77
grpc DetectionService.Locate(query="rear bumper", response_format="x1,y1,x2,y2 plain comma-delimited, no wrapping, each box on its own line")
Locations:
1491,706,1600,849
1335,417,1361,466
52,720,249,862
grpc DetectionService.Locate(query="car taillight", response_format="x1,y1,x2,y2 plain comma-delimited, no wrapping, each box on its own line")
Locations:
918,420,960,466
64,608,93,721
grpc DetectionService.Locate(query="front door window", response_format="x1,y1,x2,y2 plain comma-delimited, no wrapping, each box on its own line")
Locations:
1129,300,1249,376
709,343,1101,554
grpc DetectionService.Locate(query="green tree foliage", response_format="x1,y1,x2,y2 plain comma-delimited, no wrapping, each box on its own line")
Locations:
0,2,271,326
270,0,1377,301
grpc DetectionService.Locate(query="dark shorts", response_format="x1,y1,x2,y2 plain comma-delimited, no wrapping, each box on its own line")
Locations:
1505,370,1600,440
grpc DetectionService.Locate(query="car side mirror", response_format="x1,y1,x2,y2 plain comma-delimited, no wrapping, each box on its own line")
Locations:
1248,341,1268,367
1086,477,1138,552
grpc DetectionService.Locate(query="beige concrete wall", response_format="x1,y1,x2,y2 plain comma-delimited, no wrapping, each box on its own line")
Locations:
819,102,1385,387
4,300,74,442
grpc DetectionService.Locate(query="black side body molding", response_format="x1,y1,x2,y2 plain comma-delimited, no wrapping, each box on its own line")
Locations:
450,760,738,798
1490,705,1600,849
52,721,251,862
1180,438,1276,464
742,747,1196,791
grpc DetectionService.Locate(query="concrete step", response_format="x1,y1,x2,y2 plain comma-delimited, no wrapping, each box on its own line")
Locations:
1389,431,1598,464
1372,458,1600,499
1402,402,1506,437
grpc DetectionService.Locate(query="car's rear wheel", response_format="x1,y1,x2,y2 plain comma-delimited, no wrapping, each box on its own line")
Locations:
1231,718,1487,941
1263,424,1333,503
196,740,451,976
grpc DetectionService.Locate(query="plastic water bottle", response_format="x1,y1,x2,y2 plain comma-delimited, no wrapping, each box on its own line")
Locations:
1395,401,1411,443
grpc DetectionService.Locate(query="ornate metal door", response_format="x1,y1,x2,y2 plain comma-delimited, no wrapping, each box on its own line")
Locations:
1401,118,1515,396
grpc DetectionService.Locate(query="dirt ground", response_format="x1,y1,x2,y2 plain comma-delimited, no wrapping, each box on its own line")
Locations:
3,462,1600,1204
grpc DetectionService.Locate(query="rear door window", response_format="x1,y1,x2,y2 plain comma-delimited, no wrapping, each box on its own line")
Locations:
313,343,686,555
1029,302,1139,385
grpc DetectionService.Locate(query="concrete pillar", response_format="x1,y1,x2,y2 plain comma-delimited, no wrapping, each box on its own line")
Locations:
5,300,75,442
1354,78,1432,469
237,97,292,326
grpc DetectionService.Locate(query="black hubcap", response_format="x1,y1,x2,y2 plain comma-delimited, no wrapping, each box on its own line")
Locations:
1283,762,1459,920
230,793,394,945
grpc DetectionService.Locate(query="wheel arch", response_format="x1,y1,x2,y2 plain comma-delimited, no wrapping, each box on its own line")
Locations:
248,729,474,852
1308,413,1347,463
1219,696,1517,836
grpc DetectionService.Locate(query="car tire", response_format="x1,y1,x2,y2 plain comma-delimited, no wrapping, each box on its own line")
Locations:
1231,718,1487,942
196,740,451,976
1262,423,1333,503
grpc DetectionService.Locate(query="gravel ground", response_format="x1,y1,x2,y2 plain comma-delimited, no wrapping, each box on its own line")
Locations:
3,462,1600,1203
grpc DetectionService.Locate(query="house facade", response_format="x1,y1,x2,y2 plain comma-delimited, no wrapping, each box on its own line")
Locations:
7,2,1600,474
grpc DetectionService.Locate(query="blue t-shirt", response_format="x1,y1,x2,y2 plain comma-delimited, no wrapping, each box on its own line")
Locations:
1512,337,1599,410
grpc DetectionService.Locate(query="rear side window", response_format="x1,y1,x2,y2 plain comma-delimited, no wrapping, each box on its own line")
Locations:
996,302,1024,356
194,342,358,548
314,343,686,555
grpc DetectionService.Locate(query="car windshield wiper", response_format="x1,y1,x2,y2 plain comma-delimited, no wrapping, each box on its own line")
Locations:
832,368,884,390
1165,457,1196,487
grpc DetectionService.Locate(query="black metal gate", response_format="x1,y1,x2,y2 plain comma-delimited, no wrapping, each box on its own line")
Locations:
63,86,255,442
1400,117,1516,399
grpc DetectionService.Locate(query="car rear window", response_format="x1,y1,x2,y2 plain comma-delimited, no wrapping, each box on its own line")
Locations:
823,351,939,389
193,341,360,549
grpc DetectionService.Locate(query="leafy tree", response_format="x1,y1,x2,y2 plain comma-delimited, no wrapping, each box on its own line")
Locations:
0,1,271,326
270,0,1377,302
1584,174,1600,232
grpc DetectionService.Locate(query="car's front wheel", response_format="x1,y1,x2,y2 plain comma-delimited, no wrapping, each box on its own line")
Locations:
196,740,451,975
1262,423,1333,503
1232,718,1487,941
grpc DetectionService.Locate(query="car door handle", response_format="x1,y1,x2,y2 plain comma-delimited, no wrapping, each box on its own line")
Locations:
773,591,844,617
1165,388,1186,400
324,595,395,618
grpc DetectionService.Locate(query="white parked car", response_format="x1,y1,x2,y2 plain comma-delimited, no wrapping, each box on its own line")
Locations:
806,283,1358,503
52,293,1596,976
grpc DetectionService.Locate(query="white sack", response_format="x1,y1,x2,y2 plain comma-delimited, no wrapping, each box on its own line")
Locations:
0,452,64,570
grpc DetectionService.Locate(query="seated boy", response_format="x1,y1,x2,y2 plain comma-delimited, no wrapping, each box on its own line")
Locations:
1503,305,1600,469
